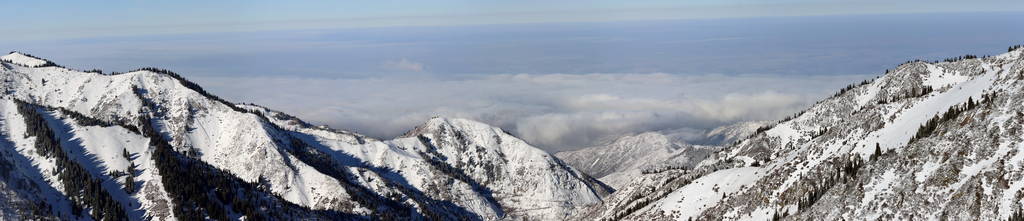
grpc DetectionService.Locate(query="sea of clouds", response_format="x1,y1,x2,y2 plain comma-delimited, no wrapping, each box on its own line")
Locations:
6,12,1020,151
196,72,870,151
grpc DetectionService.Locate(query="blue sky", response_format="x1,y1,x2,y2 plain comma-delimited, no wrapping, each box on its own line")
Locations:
2,2,1023,150
6,12,1023,78
4,0,1023,40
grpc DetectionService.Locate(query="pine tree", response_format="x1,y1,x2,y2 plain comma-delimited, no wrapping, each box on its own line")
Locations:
124,161,137,193
872,143,882,161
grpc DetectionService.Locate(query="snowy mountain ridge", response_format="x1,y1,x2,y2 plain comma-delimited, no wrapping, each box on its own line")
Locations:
5,45,1024,220
555,132,719,189
0,51,53,67
576,46,1024,220
554,120,767,190
0,51,611,220
702,120,771,145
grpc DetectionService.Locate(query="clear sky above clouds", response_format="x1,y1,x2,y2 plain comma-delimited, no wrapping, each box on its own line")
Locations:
4,0,1023,40
2,2,1022,151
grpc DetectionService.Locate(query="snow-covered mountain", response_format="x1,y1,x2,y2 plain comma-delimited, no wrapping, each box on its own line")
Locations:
554,121,766,190
577,46,1024,220
555,132,719,189
6,45,1024,220
0,51,612,220
701,121,770,145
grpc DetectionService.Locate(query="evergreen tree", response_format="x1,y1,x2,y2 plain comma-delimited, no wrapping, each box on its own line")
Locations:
872,143,882,161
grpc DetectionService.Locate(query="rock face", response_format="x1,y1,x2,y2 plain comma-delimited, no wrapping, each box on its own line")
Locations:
577,47,1024,220
0,52,611,220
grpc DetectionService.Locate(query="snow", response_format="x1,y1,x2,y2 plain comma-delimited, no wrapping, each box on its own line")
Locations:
922,64,971,88
2,48,1019,220
766,122,802,148
942,139,1017,201
555,131,717,189
0,51,608,219
857,63,998,155
915,161,940,183
993,49,1023,60
242,106,609,219
398,117,608,219
0,57,369,215
63,122,148,175
1002,154,1024,220
855,76,883,107
575,48,1024,220
860,169,897,209
0,99,171,219
742,207,777,221
48,114,148,219
0,52,48,67
704,121,770,144
654,167,764,220
0,99,80,220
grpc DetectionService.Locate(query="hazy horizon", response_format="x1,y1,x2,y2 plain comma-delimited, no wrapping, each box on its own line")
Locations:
3,11,1022,151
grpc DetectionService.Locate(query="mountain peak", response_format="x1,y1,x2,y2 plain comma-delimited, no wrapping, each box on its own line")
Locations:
402,117,509,138
606,132,672,150
1,51,52,67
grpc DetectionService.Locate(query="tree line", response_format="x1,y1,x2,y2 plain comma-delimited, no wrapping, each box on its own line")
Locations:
911,92,994,143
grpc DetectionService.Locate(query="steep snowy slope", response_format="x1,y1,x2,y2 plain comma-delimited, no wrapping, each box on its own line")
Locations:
555,132,719,189
579,46,1024,220
399,118,612,219
0,51,611,220
241,105,613,220
1,52,364,219
0,100,76,220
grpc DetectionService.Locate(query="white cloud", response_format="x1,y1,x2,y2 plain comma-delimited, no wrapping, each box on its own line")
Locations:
382,58,425,72
194,73,871,152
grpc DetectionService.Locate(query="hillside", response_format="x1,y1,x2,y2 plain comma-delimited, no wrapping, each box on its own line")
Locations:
577,46,1024,220
0,52,611,220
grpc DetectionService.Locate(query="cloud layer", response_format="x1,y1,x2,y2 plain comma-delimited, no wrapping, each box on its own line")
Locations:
196,73,870,152
2,13,1017,152
382,58,425,72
